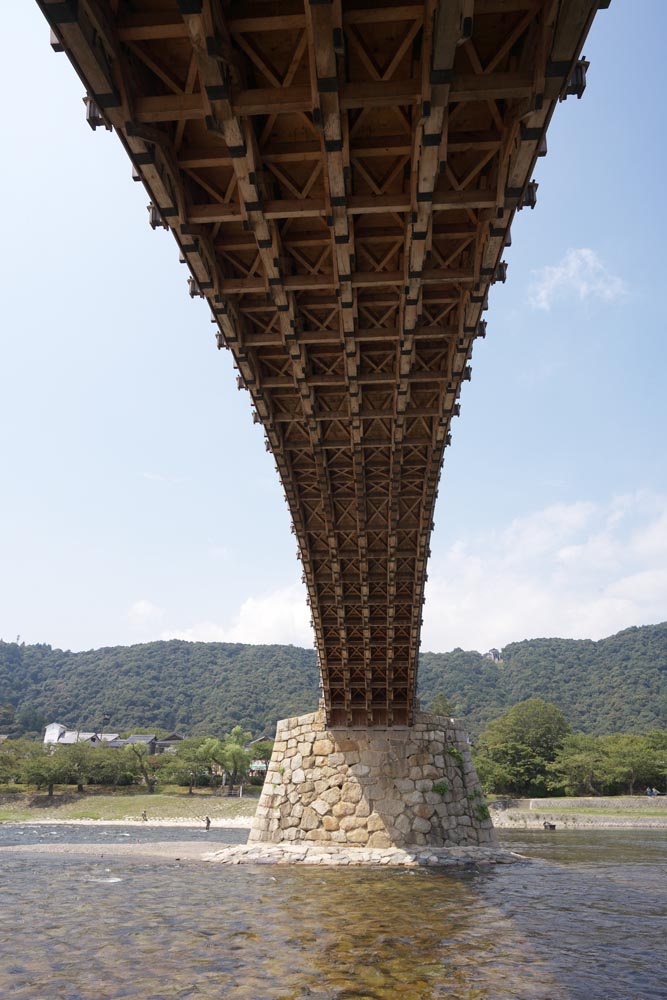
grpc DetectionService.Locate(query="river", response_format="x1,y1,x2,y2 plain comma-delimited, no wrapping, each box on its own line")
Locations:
1,825,665,999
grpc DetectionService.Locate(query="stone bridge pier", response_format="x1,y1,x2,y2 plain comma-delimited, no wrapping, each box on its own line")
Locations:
249,710,495,849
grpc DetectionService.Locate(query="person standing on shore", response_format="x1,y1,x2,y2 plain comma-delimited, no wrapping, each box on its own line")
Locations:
204,816,211,831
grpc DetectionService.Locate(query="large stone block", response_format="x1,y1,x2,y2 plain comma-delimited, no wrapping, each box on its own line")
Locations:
414,803,435,820
412,816,432,834
341,781,363,803
305,829,330,842
367,813,385,833
333,800,356,818
339,814,366,832
367,831,392,849
347,828,370,845
395,813,412,835
301,807,319,831
355,798,371,818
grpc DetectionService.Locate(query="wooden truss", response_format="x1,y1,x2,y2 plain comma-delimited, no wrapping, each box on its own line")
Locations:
39,0,604,727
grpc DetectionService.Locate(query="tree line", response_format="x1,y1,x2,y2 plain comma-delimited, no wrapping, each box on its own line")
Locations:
4,693,666,800
1,622,665,741
0,729,275,798
468,697,667,797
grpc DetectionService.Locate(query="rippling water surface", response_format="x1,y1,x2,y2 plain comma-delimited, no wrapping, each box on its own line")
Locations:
1,826,666,999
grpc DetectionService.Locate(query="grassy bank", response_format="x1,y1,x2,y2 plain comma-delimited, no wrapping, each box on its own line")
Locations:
0,787,260,824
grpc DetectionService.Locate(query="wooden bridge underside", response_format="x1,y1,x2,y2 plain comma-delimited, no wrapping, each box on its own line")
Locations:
40,0,602,726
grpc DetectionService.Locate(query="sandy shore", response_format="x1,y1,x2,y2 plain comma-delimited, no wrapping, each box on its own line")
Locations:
0,840,219,861
0,838,521,867
0,816,254,828
0,816,253,862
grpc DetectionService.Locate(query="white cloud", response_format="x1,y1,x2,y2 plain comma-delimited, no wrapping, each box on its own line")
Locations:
422,491,667,652
162,583,312,647
528,248,627,311
154,494,666,655
128,599,165,626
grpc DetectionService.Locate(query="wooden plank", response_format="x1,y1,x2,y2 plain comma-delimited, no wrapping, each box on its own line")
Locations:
450,72,534,102
228,14,307,33
340,80,422,110
343,5,423,24
233,86,312,116
134,93,206,123
117,17,189,42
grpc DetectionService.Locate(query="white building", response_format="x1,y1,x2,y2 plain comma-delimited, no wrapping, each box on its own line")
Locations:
43,723,119,746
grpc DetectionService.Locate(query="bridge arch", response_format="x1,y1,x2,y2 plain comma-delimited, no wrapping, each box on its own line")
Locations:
37,0,606,848
38,0,601,726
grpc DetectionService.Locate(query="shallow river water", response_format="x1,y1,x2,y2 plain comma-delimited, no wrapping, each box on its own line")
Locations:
1,825,665,1000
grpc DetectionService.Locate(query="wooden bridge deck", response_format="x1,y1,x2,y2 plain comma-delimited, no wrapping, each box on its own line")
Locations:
39,0,604,726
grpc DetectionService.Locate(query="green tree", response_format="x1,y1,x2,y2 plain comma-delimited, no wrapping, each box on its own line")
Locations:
162,737,209,793
57,743,97,793
0,703,16,731
473,699,570,796
598,733,655,795
0,739,38,783
251,739,275,774
547,733,610,795
123,743,163,793
14,706,46,738
20,747,70,797
643,731,667,793
198,727,252,794
548,729,667,796
222,727,252,791
428,693,455,717
92,747,137,788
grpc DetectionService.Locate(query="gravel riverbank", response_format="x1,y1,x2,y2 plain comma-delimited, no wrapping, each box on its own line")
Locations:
0,816,254,829
0,838,522,867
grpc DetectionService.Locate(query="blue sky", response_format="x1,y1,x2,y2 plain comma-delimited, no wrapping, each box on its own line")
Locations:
1,3,665,654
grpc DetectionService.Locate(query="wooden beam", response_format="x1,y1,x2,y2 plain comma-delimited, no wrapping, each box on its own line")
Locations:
132,74,536,123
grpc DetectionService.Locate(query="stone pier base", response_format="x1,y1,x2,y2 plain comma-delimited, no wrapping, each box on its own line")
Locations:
249,710,496,849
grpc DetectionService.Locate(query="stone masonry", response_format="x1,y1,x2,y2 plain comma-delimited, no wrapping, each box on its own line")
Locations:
249,710,496,849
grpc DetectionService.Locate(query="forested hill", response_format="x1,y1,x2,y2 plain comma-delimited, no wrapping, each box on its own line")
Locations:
419,622,667,734
0,622,665,739
0,642,318,739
